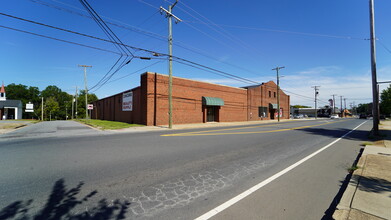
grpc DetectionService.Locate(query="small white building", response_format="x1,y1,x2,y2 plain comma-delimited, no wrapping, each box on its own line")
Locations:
0,83,23,120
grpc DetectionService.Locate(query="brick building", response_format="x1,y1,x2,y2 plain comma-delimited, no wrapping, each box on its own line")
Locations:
91,72,290,126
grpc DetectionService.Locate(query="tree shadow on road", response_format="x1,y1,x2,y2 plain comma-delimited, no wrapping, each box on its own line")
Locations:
0,179,130,220
297,127,371,142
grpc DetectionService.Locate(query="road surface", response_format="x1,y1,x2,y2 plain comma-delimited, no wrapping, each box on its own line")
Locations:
0,119,370,219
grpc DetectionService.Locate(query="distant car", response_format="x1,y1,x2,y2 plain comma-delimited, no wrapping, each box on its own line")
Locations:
359,114,367,119
330,114,339,119
380,115,386,120
293,114,304,119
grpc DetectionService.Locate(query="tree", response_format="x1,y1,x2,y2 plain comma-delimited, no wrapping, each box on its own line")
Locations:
45,97,60,121
41,86,72,120
5,84,41,119
75,90,98,119
380,86,391,116
291,105,311,108
356,103,372,115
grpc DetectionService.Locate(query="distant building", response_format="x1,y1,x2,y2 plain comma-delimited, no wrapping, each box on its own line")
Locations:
291,106,336,117
91,72,290,126
0,83,23,120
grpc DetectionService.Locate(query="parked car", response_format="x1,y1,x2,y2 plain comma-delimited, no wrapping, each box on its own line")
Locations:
330,114,339,119
359,114,367,119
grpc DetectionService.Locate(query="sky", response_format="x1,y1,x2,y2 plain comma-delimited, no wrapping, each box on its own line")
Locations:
1,0,391,108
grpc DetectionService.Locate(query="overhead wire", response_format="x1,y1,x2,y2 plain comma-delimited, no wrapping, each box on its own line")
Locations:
79,0,135,90
0,24,121,55
0,12,262,87
377,39,391,54
177,1,257,58
28,0,263,76
182,21,367,41
92,60,164,91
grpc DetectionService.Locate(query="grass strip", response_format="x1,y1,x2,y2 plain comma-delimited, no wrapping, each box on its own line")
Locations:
76,119,143,130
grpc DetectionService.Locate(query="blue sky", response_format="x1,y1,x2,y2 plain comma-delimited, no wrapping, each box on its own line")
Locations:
1,0,391,107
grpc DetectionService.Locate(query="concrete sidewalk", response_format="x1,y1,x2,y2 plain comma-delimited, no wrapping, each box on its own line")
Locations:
333,121,391,220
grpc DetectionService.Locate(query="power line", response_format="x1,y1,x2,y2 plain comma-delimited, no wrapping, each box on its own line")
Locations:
377,39,391,54
0,25,121,55
182,21,367,41
0,12,261,87
28,0,263,76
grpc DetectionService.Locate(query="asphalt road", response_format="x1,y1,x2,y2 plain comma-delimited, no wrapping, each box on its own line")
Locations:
0,119,371,219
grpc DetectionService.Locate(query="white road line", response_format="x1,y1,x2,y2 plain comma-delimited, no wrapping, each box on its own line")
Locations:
195,121,367,220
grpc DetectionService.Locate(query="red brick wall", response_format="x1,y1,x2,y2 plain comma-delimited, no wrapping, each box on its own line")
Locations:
143,72,248,126
91,87,143,124
246,81,290,120
92,72,290,126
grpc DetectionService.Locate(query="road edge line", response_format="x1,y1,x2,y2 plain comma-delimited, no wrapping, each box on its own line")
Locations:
194,121,367,220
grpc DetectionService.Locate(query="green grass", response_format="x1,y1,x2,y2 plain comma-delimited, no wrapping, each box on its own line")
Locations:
347,165,360,173
76,119,144,130
360,142,373,146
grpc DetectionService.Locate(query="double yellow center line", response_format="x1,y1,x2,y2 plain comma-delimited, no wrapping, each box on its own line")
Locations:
162,120,346,137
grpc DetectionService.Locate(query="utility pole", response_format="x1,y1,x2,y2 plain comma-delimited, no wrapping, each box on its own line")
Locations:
369,0,379,134
160,0,181,129
344,98,347,117
41,97,44,121
65,101,68,120
272,66,285,122
78,65,92,120
75,86,78,119
332,94,337,114
312,86,320,119
340,96,343,117
71,94,74,120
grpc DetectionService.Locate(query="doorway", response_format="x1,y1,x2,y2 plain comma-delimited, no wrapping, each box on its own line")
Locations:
207,107,215,122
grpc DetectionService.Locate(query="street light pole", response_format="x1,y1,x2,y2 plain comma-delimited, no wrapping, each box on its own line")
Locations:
272,66,285,122
331,94,337,114
312,86,320,119
161,1,181,129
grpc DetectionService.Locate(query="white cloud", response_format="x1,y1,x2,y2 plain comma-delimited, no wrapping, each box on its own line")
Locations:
191,65,377,108
297,66,341,75
282,66,375,107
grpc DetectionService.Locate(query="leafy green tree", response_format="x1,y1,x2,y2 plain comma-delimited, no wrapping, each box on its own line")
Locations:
41,86,72,120
380,86,391,116
75,90,98,119
356,103,372,115
45,97,60,121
291,105,311,108
5,84,42,119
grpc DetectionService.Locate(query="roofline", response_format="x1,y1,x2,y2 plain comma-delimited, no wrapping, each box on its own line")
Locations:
143,72,247,91
94,86,140,102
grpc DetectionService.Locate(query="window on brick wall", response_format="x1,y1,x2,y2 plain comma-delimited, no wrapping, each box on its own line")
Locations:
259,106,268,117
269,91,271,97
274,92,276,98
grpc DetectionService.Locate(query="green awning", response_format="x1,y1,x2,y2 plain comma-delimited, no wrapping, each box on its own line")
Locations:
202,97,224,106
269,103,278,109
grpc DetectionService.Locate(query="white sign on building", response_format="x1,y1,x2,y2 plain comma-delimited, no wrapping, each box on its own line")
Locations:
122,91,133,111
26,103,34,112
